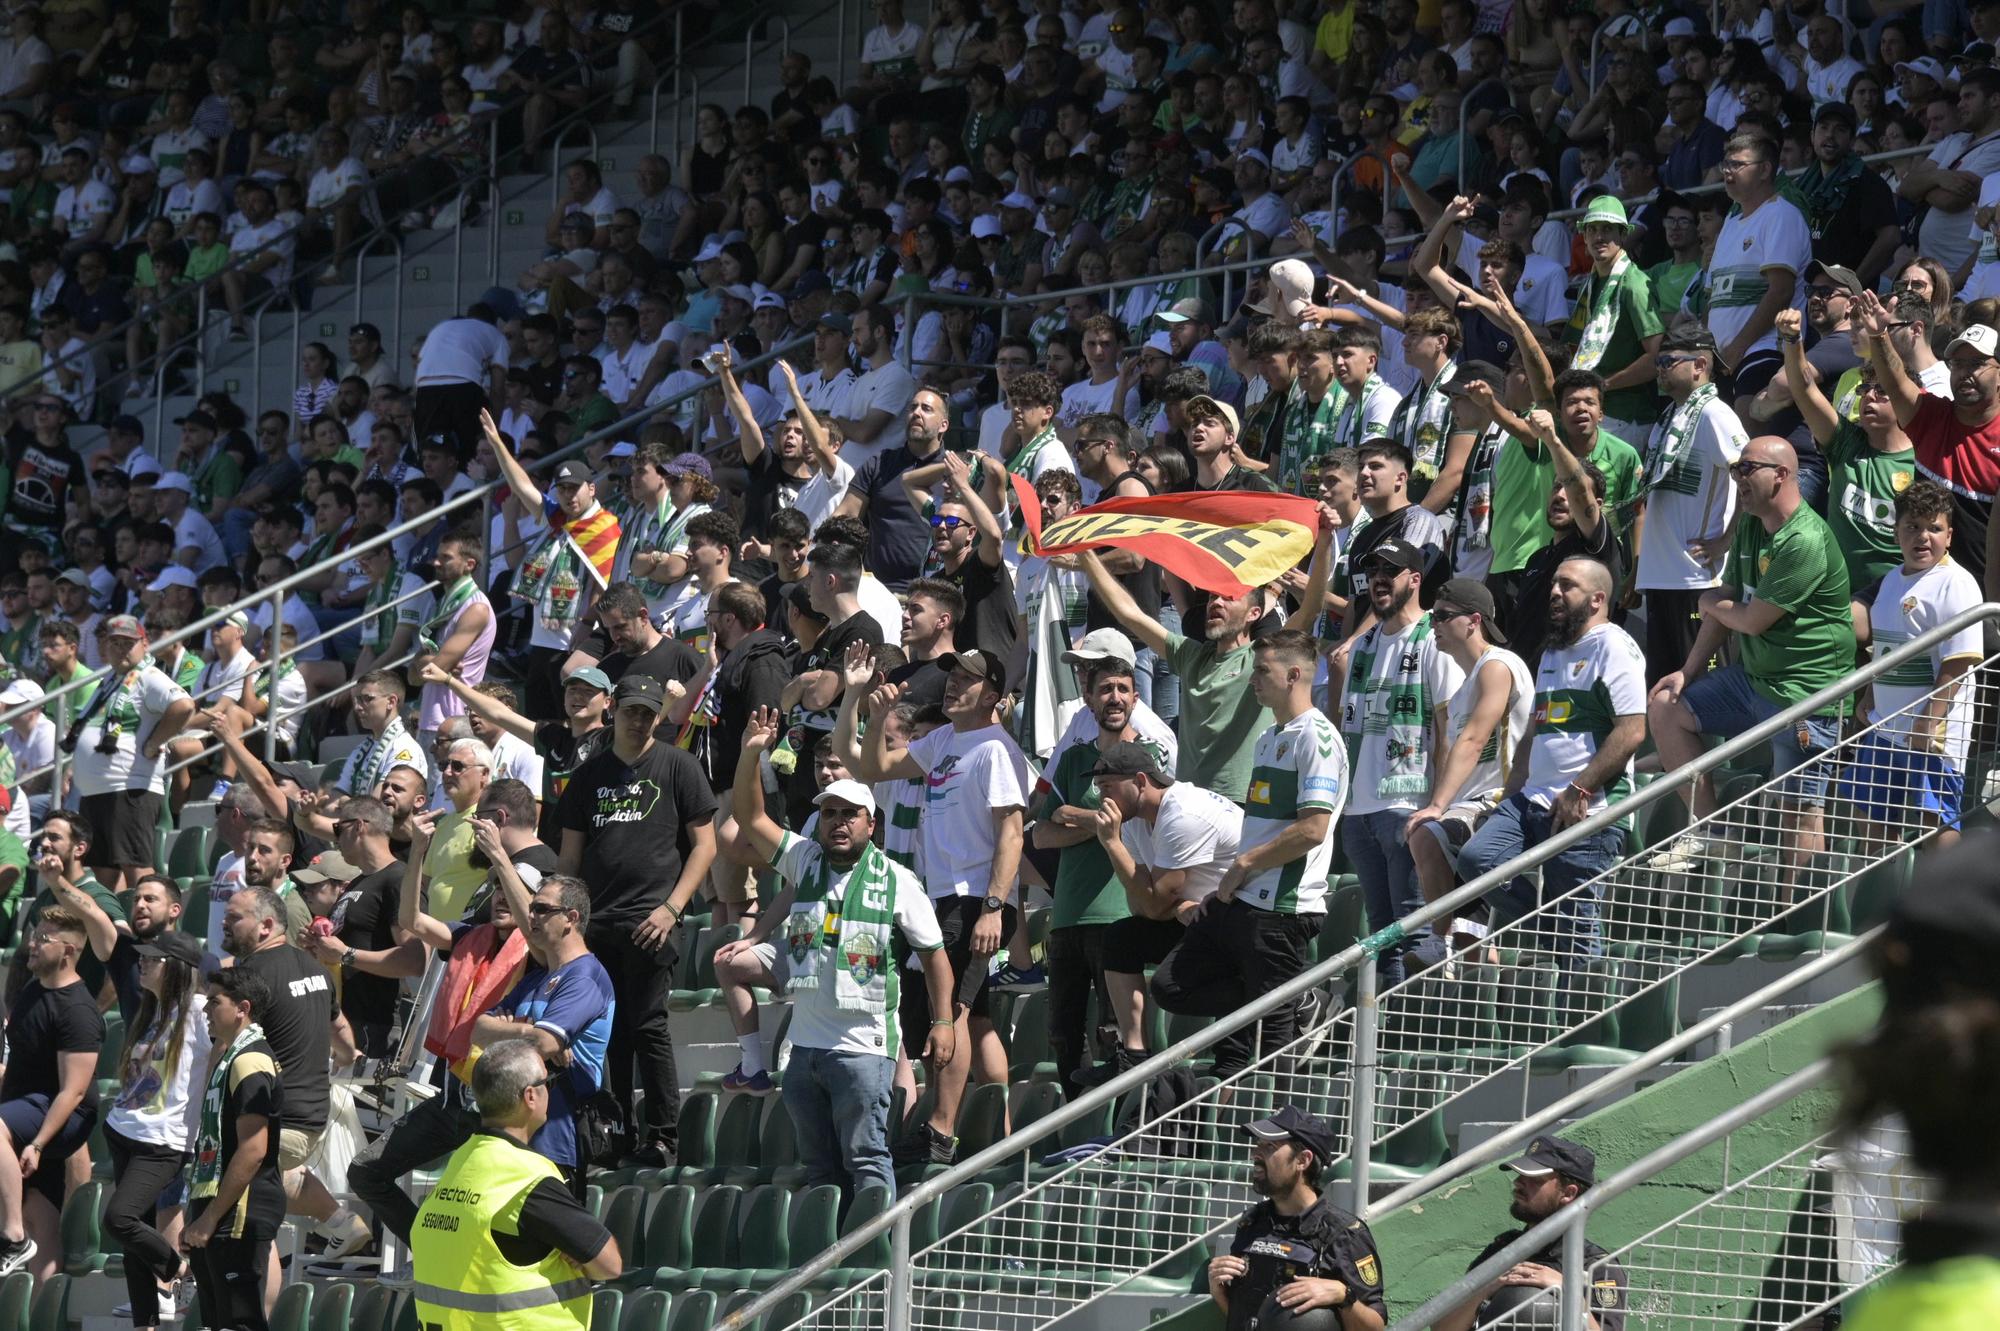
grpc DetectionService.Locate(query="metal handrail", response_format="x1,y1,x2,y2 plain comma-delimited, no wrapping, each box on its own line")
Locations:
648,0,846,158
718,604,2000,1331
0,329,813,743
1385,1060,1836,1331
547,122,603,210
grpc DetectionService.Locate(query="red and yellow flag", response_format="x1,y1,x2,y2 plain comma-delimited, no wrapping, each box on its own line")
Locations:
1010,475,1318,596
562,506,622,588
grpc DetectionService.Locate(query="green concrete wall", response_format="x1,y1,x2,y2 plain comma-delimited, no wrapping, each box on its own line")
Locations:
1371,982,1884,1322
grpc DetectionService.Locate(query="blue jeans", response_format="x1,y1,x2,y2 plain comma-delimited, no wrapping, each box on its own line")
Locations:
221,506,260,565
1343,809,1422,986
782,1045,897,1198
1456,792,1626,967
1146,601,1182,723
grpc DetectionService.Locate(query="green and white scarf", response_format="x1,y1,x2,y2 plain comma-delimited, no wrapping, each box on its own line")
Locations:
416,574,479,655
511,527,588,636
1571,253,1633,372
1797,154,1864,243
613,493,671,588
1344,614,1439,800
1276,380,1345,496
646,500,712,601
1645,382,1719,496
1388,362,1456,485
361,573,403,655
1008,425,1060,481
781,840,896,1013
1452,422,1508,568
351,715,416,796
1333,374,1388,449
192,1022,265,1198
252,658,297,702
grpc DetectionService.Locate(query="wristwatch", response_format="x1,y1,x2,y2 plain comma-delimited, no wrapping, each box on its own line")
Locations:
1336,1283,1359,1310
982,895,1007,913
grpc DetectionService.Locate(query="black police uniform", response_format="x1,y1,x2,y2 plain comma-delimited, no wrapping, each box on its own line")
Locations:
1466,1229,1628,1331
1225,1195,1387,1331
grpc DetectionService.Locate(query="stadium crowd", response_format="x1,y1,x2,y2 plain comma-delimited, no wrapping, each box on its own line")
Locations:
0,0,1988,1323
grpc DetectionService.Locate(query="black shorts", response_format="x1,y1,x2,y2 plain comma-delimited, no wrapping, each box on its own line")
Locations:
80,790,162,870
1102,914,1186,974
0,1095,95,1208
898,895,1016,1056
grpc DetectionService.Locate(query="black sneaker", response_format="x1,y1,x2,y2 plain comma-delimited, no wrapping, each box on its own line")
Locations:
1071,1046,1144,1089
893,1121,957,1167
0,1238,34,1277
625,1139,674,1168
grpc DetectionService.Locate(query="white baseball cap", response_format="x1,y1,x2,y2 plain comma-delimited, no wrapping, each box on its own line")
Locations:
147,566,198,592
1061,627,1138,669
813,779,878,816
1946,324,2000,360
1143,330,1174,355
0,678,43,708
1248,259,1316,322
970,214,1003,239
152,470,195,495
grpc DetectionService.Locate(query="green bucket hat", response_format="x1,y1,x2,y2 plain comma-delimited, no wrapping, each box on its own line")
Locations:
1580,195,1630,232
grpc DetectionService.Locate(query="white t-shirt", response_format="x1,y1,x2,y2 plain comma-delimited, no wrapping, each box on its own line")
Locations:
307,156,371,211
861,21,921,80
844,360,917,467
858,574,905,648
192,645,257,710
1341,617,1464,816
770,830,943,1057
1805,54,1865,108
250,594,325,662
164,176,225,228
54,179,115,235
265,664,310,747
564,185,619,229
488,730,547,798
1867,557,1983,764
1238,708,1347,913
1708,195,1810,362
1332,378,1403,448
416,318,510,388
1439,645,1535,807
794,455,855,533
1457,235,1571,326
173,509,226,573
104,991,210,1150
229,217,296,288
1057,375,1140,435
905,722,1031,898
206,852,245,946
1635,394,1747,590
796,365,857,417
1919,131,2000,276
1121,782,1245,904
72,663,189,797
1524,621,1646,812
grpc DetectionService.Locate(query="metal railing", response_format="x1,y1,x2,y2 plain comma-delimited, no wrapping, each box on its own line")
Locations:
1387,1063,1913,1331
716,605,1998,1331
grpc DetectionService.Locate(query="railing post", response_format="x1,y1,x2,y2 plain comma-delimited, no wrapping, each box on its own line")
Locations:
1559,1220,1588,1330
899,292,915,373
50,691,66,818
886,1211,912,1331
1348,951,1377,1215
264,586,285,766
194,286,209,396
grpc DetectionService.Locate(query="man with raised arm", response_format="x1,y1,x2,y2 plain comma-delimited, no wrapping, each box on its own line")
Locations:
712,705,955,1196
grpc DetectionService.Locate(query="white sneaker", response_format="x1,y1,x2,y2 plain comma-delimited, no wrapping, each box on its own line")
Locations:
319,1208,373,1260
1646,832,1711,872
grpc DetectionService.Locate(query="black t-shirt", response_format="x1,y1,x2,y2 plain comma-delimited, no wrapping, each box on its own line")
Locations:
888,656,949,707
599,635,702,690
1468,1228,1627,1331
1224,1197,1387,1331
943,551,1018,662
204,1036,286,1240
1086,472,1163,631
236,944,333,1132
759,571,803,641
330,865,402,1031
851,443,945,590
742,450,812,545
4,432,87,535
1345,503,1452,607
531,721,613,845
1510,515,1627,673
94,35,153,91
556,740,718,928
1809,169,1897,277
0,978,103,1110
784,610,882,811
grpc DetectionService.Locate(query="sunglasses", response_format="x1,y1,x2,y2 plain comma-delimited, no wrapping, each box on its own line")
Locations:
527,901,571,918
441,759,483,773
1654,353,1701,368
930,515,968,529
1728,459,1785,478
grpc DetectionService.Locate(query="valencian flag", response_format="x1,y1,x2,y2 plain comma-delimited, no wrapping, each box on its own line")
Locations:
1009,474,1319,596
558,505,622,587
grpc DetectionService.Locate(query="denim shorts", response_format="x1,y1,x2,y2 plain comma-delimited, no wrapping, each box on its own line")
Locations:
1682,664,1838,806
1837,732,1964,830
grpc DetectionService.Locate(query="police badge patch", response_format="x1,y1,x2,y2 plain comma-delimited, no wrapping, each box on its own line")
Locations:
1357,1255,1380,1287
1593,1280,1620,1309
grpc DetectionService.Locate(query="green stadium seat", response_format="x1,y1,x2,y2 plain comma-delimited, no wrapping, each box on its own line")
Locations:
0,1271,31,1331
270,1281,313,1331
601,1185,647,1262
695,1183,789,1291
59,1181,105,1275
26,1274,65,1331
667,925,739,1011
741,1183,838,1287
693,1092,762,1186
952,1082,1010,1161
309,1281,354,1331
619,1288,672,1331
349,1284,398,1331
666,1092,719,1182
1002,991,1055,1082
591,1288,623,1331
649,1184,741,1289
165,826,211,879
1008,1079,1064,1134
662,1290,716,1331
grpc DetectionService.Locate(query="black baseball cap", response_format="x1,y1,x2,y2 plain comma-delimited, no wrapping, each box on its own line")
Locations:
939,649,1006,693
110,414,144,437
174,410,217,431
1812,100,1858,129
270,760,320,789
1661,320,1719,355
1441,359,1507,399
1090,739,1174,786
134,932,205,968
1245,1105,1337,1163
1365,537,1427,573
783,579,827,623
613,675,666,714
1503,1134,1597,1187
552,460,593,486
1434,578,1508,644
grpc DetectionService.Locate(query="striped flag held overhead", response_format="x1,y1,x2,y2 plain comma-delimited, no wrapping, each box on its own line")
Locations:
559,506,623,588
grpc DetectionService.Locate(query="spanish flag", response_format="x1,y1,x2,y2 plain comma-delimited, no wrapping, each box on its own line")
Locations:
1010,475,1318,596
560,505,622,588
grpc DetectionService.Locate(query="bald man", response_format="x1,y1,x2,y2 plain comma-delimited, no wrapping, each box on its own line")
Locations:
1647,437,1856,877
1457,556,1648,968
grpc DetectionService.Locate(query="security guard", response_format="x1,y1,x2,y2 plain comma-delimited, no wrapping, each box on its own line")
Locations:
410,1039,622,1331
1209,1105,1388,1330
1434,1135,1627,1331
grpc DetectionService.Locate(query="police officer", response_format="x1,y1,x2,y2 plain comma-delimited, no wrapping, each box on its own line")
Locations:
1434,1135,1627,1331
410,1040,621,1331
1209,1105,1388,1330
